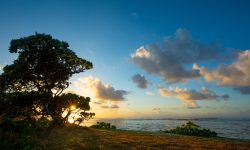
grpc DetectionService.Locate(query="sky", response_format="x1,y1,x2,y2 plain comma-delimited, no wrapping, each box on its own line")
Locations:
0,0,250,119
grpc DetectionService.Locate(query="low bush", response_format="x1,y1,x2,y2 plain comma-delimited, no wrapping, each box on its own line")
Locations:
0,118,51,149
91,122,116,129
165,121,217,137
0,119,34,149
35,118,51,130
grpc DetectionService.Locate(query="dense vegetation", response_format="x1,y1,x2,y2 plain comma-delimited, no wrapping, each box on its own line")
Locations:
0,33,95,148
0,33,94,126
0,118,51,149
91,122,117,129
165,121,217,137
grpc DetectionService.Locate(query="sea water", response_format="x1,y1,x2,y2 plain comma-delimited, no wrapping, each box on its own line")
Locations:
84,118,250,139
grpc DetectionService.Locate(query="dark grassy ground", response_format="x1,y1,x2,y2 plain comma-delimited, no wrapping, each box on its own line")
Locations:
31,125,250,150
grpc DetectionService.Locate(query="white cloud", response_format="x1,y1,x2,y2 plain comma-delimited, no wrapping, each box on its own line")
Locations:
200,50,250,94
131,46,151,58
70,76,129,111
159,87,229,109
131,28,222,83
132,74,149,89
75,76,128,102
146,91,155,96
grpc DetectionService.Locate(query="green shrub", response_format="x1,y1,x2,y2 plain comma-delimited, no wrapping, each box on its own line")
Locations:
35,118,51,130
91,122,116,129
165,121,217,137
0,119,36,149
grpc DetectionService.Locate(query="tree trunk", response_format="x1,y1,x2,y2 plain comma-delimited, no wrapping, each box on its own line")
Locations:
47,102,64,126
46,92,64,127
50,111,64,127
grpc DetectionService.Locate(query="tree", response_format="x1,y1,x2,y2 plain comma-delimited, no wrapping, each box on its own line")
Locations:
0,33,94,126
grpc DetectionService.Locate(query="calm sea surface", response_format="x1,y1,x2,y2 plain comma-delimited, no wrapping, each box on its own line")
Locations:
83,119,250,139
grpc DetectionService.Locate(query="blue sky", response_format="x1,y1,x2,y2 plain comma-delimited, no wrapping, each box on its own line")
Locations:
0,0,250,119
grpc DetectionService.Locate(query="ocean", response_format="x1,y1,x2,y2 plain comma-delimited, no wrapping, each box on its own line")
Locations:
84,118,250,140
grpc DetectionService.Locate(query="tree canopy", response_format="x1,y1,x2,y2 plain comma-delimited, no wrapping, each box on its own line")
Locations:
0,33,94,126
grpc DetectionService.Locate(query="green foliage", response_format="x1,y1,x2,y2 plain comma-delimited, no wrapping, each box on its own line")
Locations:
165,121,217,137
0,33,94,126
184,121,200,128
35,118,51,130
0,119,38,149
91,122,117,129
75,111,95,125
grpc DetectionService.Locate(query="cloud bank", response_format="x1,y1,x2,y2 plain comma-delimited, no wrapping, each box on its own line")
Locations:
80,76,128,101
72,76,129,110
200,50,250,94
132,74,149,89
131,28,222,83
159,87,229,108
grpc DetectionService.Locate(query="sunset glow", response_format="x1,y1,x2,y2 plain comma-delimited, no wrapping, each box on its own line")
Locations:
70,105,76,111
68,118,74,124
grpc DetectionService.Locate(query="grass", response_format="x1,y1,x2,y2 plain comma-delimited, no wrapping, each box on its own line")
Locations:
28,125,250,149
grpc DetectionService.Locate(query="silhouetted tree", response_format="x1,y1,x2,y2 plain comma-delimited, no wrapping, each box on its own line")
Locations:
0,33,94,126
